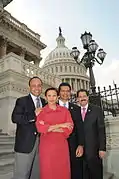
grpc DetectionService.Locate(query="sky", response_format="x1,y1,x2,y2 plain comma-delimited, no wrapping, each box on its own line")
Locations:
5,0,119,88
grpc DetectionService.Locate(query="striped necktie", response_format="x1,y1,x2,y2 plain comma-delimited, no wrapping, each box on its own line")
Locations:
36,97,41,108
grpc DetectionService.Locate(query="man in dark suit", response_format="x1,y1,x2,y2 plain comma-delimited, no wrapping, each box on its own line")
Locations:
11,76,46,179
77,89,106,179
58,82,84,179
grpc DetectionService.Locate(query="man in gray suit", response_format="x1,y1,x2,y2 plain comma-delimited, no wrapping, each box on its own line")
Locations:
11,76,46,179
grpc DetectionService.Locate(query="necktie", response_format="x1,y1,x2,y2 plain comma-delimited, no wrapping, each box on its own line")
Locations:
63,103,66,107
36,97,41,108
82,107,86,121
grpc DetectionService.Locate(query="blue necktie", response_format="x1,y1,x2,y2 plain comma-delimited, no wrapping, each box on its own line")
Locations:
63,103,66,107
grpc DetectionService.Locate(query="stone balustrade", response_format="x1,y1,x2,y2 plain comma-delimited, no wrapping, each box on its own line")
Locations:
3,10,41,41
0,52,61,87
104,117,119,178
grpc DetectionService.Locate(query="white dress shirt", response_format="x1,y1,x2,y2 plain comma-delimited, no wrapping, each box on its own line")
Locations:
59,99,69,109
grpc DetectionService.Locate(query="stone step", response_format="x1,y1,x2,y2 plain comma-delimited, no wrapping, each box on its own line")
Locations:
0,141,14,149
0,158,14,175
104,172,114,179
0,172,13,179
0,149,14,159
0,135,14,142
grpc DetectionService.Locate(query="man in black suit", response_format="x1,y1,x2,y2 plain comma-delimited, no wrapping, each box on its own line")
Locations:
58,82,84,179
77,89,106,179
11,76,46,179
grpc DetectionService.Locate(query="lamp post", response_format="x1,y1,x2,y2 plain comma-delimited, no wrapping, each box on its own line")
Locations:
70,31,106,94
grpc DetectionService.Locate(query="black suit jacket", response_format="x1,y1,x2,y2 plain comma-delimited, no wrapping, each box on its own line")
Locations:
12,94,46,153
68,103,84,149
79,104,106,159
58,102,84,151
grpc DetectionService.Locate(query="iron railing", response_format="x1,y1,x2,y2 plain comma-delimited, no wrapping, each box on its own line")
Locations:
95,84,119,117
71,84,119,117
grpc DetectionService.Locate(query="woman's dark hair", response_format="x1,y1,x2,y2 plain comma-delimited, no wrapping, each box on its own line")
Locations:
77,89,89,97
29,76,43,86
45,87,59,96
58,82,71,92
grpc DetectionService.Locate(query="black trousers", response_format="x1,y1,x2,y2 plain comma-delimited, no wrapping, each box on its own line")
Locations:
82,156,103,179
69,147,83,179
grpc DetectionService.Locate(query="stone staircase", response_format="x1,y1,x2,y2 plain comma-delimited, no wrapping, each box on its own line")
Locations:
0,132,14,178
0,131,116,179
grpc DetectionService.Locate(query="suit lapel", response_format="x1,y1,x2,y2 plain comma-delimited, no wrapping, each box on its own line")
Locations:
68,102,74,111
27,94,35,110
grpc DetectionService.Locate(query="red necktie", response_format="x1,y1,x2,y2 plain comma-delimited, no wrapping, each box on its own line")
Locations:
82,107,86,121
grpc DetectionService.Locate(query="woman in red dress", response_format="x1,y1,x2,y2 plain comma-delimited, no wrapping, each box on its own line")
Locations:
36,87,73,179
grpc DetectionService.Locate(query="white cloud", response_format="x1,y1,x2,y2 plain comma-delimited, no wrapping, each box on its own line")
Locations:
94,59,119,88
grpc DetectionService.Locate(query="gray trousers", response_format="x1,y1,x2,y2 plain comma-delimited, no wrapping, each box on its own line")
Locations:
12,136,40,179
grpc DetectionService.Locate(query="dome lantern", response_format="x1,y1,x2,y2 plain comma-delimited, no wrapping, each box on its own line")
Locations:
56,27,65,48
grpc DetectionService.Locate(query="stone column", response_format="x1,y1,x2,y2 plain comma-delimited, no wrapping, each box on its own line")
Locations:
86,81,89,90
80,80,83,89
19,47,26,59
0,37,7,58
75,79,77,91
69,78,72,87
34,59,40,67
34,56,41,67
84,80,87,89
77,79,80,89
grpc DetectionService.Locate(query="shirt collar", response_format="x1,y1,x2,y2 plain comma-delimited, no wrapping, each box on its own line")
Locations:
30,93,41,104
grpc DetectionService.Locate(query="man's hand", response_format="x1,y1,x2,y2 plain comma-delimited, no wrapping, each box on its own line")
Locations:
76,145,83,157
99,150,106,159
35,107,42,116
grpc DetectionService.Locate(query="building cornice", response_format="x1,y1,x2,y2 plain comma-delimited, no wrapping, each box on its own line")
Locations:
0,9,46,49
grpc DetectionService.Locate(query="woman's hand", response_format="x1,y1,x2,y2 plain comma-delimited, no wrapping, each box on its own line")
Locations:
52,128,64,132
59,123,73,130
48,123,73,132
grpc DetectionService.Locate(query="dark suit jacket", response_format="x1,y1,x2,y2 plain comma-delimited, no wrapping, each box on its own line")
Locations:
79,104,106,159
12,94,46,153
58,102,84,152
68,103,84,149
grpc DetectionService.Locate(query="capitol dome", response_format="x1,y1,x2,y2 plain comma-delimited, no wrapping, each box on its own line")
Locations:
42,28,89,92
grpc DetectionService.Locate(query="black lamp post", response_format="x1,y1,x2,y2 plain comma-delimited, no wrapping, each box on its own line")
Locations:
70,31,106,94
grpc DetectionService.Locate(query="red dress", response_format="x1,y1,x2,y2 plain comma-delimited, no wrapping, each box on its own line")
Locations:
36,105,73,179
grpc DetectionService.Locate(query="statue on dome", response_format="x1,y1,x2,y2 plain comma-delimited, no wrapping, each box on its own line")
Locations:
59,26,62,36
0,0,13,8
